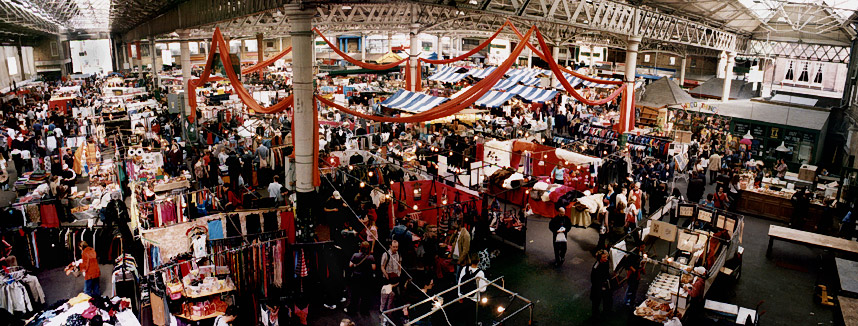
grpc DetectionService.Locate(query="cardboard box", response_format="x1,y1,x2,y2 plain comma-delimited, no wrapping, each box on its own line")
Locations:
674,130,692,144
798,164,817,182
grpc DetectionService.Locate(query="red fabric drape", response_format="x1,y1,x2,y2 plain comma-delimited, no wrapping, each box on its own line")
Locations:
419,21,509,64
404,61,412,91
415,60,422,91
532,28,627,106
313,28,407,70
241,47,292,74
317,26,537,123
505,24,623,86
135,42,141,60
187,28,294,122
127,44,132,58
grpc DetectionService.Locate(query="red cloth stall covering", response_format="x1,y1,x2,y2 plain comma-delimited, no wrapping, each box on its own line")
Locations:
390,180,481,225
48,98,73,114
486,183,529,206
509,141,569,177
527,196,560,217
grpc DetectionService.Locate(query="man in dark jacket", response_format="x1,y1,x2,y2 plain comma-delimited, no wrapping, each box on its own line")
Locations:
590,250,613,316
686,172,706,203
549,209,573,266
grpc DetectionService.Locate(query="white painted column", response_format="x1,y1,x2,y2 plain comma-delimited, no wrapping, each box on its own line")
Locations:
679,56,687,87
410,24,421,90
179,31,192,116
717,51,727,79
150,39,160,88
624,36,642,132
436,34,443,60
722,51,736,102
387,32,393,52
589,45,596,76
287,5,316,195
239,39,246,63
361,33,367,61
551,46,560,87
527,48,532,68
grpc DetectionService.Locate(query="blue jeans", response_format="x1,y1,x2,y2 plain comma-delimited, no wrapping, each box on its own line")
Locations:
84,278,101,297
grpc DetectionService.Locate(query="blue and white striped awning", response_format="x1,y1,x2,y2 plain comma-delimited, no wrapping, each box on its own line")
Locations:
469,67,497,79
493,74,542,90
557,72,584,89
506,68,548,80
475,90,517,108
507,85,558,103
581,77,621,88
381,90,450,113
427,66,469,83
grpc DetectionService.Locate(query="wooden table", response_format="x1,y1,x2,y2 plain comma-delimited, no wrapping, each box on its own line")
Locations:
836,258,858,298
839,296,858,326
766,225,858,258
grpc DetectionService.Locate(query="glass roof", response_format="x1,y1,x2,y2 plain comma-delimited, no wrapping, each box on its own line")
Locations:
68,0,111,30
736,0,858,22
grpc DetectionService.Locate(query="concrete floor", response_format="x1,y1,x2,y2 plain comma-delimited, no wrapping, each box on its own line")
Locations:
18,161,842,325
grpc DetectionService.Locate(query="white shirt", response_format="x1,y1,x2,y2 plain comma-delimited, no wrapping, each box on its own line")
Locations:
268,181,282,201
457,266,487,301
213,316,230,326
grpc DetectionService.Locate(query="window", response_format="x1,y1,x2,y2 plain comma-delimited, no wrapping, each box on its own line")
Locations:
422,42,432,51
463,39,480,47
797,62,809,82
50,42,58,57
669,57,676,65
267,41,275,49
813,65,823,84
7,57,17,75
785,61,794,80
644,54,650,62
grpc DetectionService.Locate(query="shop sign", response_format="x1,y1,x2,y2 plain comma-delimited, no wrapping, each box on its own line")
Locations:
784,130,801,144
801,132,815,143
750,125,766,139
733,121,749,136
769,127,781,139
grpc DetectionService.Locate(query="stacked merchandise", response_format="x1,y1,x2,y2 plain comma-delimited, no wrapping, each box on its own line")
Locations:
24,294,140,326
633,272,693,323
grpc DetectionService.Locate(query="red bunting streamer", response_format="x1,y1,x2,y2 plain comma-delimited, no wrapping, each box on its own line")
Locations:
187,27,294,123
241,47,292,74
313,28,408,70
316,26,538,123
418,21,510,65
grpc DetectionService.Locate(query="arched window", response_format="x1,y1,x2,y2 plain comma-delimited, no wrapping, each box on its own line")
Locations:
785,61,794,80
813,65,823,84
797,62,809,82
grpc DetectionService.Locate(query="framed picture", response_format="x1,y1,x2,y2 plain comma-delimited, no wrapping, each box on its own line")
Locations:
678,204,696,218
697,208,713,223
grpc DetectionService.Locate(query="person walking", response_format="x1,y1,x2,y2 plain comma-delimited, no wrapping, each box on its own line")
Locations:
590,250,613,317
623,243,646,305
549,209,572,266
78,241,100,297
380,240,402,280
346,241,376,314
708,152,721,184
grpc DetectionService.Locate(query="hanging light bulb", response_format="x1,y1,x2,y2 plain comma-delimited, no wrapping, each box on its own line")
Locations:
368,171,374,177
497,306,506,313
413,204,419,210
543,154,548,159
481,297,488,304
442,199,448,205
348,165,353,171
449,151,454,156
390,180,395,185
360,182,365,188
465,157,469,162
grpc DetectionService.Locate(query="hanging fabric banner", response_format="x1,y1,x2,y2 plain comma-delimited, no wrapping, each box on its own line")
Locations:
241,47,292,74
313,28,408,70
317,26,538,123
418,21,509,65
186,28,294,122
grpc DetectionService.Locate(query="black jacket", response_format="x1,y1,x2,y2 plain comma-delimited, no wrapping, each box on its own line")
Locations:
549,215,572,241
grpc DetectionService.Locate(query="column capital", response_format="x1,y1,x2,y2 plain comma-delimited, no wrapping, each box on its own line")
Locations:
410,23,421,34
627,35,642,44
283,4,315,17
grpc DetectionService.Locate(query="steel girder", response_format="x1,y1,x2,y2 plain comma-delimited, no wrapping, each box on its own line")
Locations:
742,39,851,63
124,0,742,53
0,0,62,36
